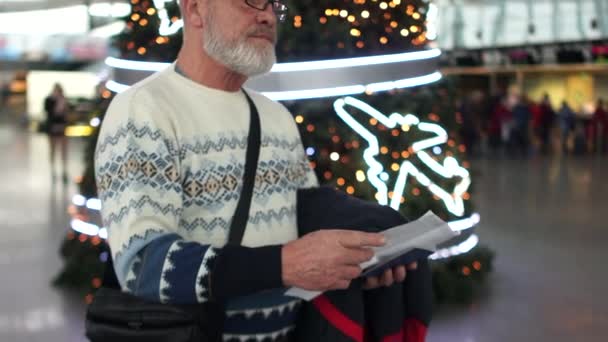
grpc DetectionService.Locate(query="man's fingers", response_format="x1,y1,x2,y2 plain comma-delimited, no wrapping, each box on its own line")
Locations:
335,280,351,290
381,268,394,287
340,266,362,280
339,231,386,248
365,268,406,290
394,266,407,282
341,248,374,265
407,262,418,270
364,276,380,290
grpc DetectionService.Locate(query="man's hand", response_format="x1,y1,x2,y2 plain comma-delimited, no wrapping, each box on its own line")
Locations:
362,262,418,290
282,230,385,291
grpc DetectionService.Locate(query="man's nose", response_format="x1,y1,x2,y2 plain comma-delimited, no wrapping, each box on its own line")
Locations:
256,3,277,27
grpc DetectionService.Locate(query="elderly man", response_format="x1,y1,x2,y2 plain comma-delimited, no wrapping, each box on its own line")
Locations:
95,0,416,340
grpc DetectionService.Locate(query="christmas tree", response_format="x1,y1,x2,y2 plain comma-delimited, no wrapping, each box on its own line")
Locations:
277,0,429,60
116,0,183,61
55,0,493,304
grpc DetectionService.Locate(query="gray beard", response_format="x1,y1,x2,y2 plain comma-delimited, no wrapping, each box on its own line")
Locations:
202,21,276,77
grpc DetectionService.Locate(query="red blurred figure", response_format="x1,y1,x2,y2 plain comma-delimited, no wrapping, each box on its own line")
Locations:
488,97,511,150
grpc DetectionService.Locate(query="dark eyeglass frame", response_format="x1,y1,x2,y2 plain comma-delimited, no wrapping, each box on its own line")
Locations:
244,0,288,22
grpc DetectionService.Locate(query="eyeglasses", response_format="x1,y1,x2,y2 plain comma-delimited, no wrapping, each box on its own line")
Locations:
244,0,288,22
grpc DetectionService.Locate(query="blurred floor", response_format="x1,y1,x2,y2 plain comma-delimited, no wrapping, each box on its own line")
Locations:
1,112,607,342
428,156,608,341
0,110,87,342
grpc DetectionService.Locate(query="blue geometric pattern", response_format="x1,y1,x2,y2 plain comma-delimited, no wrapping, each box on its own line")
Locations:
173,135,304,158
178,206,297,233
181,161,243,208
102,196,182,226
96,142,181,201
248,206,296,226
96,120,167,155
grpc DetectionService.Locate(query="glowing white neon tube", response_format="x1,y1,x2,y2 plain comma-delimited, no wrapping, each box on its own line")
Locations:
98,228,108,239
88,2,131,18
105,71,442,100
265,72,442,101
70,219,103,237
72,195,103,211
426,3,439,41
365,72,443,93
334,96,471,217
448,213,481,232
153,0,184,36
430,234,479,260
70,219,108,239
72,194,86,207
105,49,441,73
271,49,441,72
105,57,170,72
412,122,449,151
105,80,130,93
263,85,367,101
86,198,102,211
89,21,127,39
90,117,101,127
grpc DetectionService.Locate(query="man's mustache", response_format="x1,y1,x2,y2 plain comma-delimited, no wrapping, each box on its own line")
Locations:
247,26,277,43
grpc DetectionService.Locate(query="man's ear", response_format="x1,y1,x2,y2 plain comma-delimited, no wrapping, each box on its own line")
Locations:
182,0,205,28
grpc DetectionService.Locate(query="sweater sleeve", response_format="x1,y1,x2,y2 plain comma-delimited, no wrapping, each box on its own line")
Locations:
95,91,283,305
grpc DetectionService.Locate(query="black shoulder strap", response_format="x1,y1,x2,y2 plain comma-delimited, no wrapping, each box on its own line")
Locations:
227,90,261,245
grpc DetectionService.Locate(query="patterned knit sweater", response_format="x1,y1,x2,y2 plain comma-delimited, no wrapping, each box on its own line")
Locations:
95,65,318,341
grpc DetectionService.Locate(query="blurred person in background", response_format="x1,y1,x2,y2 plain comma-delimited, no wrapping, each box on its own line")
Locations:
0,81,7,108
573,119,588,155
557,101,576,154
458,91,483,157
510,95,531,157
592,98,607,153
0,81,11,110
501,93,516,152
538,93,555,154
488,95,510,154
530,97,543,152
44,83,69,183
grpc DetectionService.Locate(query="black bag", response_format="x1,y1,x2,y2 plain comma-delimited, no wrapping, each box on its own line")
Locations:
86,287,224,342
85,91,262,342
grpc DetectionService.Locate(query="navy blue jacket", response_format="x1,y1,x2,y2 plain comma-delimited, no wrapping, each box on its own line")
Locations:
294,187,433,342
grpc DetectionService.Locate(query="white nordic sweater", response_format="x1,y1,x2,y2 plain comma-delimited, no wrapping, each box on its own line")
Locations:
95,65,318,341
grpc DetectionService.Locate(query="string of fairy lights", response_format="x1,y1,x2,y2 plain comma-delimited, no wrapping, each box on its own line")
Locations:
119,0,182,59
307,0,430,49
117,0,432,60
